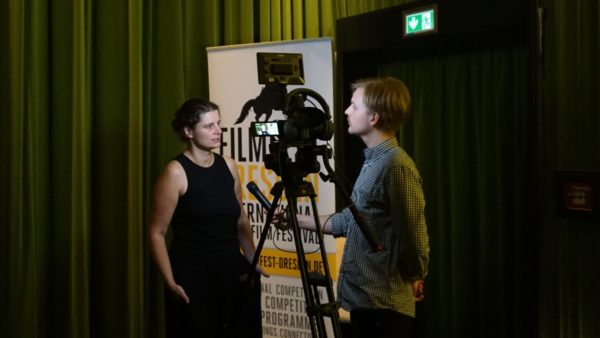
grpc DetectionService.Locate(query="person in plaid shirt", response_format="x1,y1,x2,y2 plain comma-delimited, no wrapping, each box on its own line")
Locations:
298,76,430,338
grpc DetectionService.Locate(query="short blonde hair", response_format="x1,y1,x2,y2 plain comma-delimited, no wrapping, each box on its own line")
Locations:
351,76,411,132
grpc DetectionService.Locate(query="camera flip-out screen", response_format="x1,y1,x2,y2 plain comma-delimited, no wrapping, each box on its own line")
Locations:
250,121,280,136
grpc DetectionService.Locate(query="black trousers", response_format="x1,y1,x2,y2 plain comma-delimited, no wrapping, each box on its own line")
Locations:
165,252,261,338
350,309,414,338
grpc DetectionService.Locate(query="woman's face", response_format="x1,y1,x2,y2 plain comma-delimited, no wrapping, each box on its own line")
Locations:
185,110,222,150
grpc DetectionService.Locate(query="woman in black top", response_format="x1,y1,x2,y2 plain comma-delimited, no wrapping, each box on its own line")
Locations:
148,98,263,337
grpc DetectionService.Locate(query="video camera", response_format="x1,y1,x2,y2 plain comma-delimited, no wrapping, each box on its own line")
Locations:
235,52,334,178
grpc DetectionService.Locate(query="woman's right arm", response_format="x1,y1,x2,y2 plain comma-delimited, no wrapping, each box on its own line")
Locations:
148,161,190,303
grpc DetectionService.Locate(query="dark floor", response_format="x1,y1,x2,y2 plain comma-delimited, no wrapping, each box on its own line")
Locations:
340,321,352,337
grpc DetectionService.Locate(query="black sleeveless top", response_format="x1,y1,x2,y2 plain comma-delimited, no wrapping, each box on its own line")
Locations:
170,153,241,256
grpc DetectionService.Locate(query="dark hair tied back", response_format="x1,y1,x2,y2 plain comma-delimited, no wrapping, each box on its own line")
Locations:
171,98,219,141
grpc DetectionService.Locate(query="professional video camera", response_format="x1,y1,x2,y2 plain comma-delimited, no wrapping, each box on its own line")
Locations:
231,52,343,337
234,52,334,178
231,52,382,338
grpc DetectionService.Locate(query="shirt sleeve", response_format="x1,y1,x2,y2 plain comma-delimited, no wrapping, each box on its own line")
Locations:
388,162,430,279
330,208,354,238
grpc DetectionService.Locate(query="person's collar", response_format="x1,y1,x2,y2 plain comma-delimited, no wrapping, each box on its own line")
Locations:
363,137,398,160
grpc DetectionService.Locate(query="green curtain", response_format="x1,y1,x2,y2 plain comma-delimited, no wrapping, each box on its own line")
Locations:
379,45,535,338
0,0,357,337
541,1,600,338
2,1,53,337
334,0,413,17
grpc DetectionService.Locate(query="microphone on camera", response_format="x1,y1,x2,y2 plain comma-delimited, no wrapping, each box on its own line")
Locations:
246,181,271,211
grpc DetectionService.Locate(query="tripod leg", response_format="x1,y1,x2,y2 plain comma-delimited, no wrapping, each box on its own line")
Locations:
308,193,342,336
286,196,325,337
285,181,342,338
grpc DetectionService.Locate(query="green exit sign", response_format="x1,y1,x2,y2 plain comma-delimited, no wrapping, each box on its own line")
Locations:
404,5,437,37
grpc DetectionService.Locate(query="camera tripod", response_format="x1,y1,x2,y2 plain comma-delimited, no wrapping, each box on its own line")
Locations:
248,146,343,338
251,177,342,338
236,142,383,337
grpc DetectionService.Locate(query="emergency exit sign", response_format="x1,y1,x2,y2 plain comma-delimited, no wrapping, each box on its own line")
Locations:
404,5,437,36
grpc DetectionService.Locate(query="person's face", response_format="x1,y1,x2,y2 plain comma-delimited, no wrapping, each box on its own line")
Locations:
185,110,222,150
344,87,373,136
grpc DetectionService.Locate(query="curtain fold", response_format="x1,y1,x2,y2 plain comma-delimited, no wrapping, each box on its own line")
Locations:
335,0,413,17
2,1,50,337
126,1,145,336
258,0,338,41
70,2,92,336
541,1,600,338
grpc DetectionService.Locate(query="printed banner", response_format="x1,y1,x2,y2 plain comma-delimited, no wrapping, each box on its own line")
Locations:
208,38,337,337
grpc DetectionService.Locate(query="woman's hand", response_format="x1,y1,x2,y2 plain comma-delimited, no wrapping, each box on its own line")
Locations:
256,264,270,278
168,282,190,304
